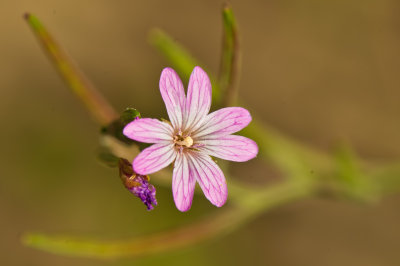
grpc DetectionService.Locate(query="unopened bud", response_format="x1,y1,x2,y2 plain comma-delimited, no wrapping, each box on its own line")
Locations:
118,158,157,210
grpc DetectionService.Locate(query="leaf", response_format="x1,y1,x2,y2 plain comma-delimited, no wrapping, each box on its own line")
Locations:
219,4,241,106
24,13,118,125
148,28,221,103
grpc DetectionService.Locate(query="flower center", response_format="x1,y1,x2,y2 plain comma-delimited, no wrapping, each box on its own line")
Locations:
174,135,194,148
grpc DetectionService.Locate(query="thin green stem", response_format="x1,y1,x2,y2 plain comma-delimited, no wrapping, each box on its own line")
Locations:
21,178,315,259
22,207,243,259
240,117,333,181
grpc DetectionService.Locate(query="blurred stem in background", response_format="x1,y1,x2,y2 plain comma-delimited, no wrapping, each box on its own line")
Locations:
22,5,400,260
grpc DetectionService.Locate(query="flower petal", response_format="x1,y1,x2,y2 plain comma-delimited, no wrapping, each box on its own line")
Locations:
187,152,227,207
193,107,251,139
123,118,174,143
172,152,196,212
198,135,258,162
133,143,176,175
184,66,212,132
159,68,186,129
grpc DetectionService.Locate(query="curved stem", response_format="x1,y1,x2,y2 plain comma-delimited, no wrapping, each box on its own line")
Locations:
22,179,314,259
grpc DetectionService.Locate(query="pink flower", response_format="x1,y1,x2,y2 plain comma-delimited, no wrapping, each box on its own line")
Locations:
123,66,258,211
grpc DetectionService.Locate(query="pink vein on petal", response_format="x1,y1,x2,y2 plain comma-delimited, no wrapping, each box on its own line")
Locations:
197,135,258,162
187,152,227,207
172,152,196,212
133,143,176,175
159,68,186,130
123,118,174,143
193,107,252,139
184,66,211,132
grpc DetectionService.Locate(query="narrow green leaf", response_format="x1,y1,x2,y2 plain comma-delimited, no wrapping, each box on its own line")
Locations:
24,13,118,125
219,4,241,106
148,28,221,103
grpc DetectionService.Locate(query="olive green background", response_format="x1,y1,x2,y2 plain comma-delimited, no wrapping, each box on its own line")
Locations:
1,0,400,265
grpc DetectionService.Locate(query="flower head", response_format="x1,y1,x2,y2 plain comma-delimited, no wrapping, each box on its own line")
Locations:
123,66,258,211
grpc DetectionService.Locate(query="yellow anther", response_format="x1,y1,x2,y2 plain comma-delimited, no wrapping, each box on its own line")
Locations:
175,136,194,147
183,136,193,147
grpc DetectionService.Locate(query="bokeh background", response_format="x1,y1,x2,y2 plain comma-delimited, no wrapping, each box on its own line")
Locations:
1,0,400,265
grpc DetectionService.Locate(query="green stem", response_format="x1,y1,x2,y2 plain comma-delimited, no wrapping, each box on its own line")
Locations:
241,118,333,181
22,207,242,259
21,179,314,259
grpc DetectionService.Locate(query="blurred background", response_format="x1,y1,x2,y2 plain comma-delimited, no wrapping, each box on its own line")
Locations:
1,0,400,265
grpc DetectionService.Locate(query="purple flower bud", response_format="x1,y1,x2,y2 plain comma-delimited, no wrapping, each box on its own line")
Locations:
119,158,157,210
127,175,157,210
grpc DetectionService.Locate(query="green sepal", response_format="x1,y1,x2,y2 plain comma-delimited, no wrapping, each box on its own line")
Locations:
101,108,141,144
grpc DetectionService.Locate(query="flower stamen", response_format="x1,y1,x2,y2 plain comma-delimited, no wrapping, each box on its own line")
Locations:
174,135,194,148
